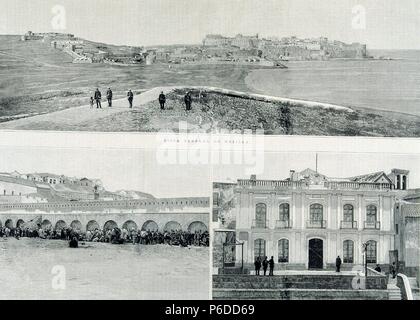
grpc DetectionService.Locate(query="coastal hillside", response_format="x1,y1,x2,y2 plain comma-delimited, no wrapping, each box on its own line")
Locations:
80,88,420,137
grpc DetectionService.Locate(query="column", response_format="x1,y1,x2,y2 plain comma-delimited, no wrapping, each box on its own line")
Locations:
379,195,383,230
337,193,342,230
358,194,363,230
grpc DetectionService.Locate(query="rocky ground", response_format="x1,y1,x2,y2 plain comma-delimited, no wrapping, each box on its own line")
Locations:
81,88,420,137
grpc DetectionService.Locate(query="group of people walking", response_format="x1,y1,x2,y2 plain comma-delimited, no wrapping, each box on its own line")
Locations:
254,256,275,275
90,88,134,109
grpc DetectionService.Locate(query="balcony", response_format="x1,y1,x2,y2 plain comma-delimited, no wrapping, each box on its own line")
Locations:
252,220,268,229
306,220,327,229
340,221,358,229
364,221,381,230
275,220,292,229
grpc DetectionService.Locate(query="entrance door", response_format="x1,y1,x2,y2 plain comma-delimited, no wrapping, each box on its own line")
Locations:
308,239,323,269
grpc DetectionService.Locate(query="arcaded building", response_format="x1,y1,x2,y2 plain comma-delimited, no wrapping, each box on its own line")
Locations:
221,168,410,270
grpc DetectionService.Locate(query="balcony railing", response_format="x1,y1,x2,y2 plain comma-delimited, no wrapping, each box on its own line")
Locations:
275,220,292,229
364,221,381,230
306,220,327,229
340,221,358,229
237,179,392,191
252,220,268,229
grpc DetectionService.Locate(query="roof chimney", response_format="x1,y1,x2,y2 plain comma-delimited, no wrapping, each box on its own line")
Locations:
290,170,295,181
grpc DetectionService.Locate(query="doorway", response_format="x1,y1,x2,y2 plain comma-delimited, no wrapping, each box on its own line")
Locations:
308,238,323,269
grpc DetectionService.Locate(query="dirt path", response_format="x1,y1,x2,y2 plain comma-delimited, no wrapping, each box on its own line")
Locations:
0,86,352,130
0,87,175,130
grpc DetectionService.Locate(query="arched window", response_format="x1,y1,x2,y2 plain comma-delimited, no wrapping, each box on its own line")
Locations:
396,175,401,190
343,205,354,222
366,205,377,222
402,176,407,190
279,203,290,221
310,204,323,221
366,240,377,263
254,239,266,259
343,240,354,263
255,203,267,228
278,239,289,263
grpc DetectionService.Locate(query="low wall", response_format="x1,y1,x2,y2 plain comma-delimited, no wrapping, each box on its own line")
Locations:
396,274,414,300
170,86,354,112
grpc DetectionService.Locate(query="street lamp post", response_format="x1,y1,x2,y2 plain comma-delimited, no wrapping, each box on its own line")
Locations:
362,242,368,280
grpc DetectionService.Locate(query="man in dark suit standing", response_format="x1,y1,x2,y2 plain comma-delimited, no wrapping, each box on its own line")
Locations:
106,88,113,107
94,88,102,108
268,256,275,276
159,91,166,110
336,255,342,272
127,90,134,108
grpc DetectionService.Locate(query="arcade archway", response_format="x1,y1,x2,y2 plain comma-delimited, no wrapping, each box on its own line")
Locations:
141,220,158,232
163,221,182,232
122,220,138,232
86,220,100,231
70,220,82,231
103,220,118,231
188,221,208,233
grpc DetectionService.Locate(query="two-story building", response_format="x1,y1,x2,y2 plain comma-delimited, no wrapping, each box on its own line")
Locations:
223,168,409,270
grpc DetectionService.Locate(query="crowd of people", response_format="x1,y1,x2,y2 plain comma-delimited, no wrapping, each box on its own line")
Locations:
89,88,194,111
0,225,209,248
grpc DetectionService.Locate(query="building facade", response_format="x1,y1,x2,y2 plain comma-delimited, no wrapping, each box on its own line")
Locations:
220,168,410,270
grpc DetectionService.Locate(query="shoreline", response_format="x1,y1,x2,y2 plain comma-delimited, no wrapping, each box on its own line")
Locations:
243,68,420,118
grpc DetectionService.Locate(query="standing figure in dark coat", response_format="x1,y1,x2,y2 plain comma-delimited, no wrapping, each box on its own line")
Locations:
184,92,192,111
254,256,261,275
94,88,102,108
106,88,113,107
336,255,342,272
268,256,275,276
127,90,134,108
262,256,268,276
158,91,166,110
391,262,397,278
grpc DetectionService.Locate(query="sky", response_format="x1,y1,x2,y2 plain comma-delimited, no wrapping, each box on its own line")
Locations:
0,0,419,49
213,151,420,189
2,145,420,196
0,146,211,198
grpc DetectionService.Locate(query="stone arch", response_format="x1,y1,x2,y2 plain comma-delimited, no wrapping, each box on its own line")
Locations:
122,220,138,232
188,221,208,233
70,220,82,231
41,219,52,230
5,219,13,229
55,220,67,231
16,219,25,228
141,220,158,232
86,220,100,232
164,221,182,232
103,220,118,231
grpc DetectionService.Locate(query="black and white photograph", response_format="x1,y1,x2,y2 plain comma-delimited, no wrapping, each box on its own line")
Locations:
0,136,210,300
212,147,420,300
1,0,420,307
1,0,420,136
